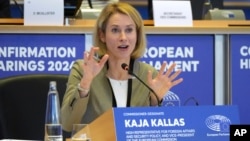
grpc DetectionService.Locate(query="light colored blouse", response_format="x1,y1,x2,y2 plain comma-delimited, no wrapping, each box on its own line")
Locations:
108,78,128,107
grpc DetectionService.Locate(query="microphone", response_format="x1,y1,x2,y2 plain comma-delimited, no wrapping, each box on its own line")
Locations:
13,0,24,18
87,0,93,9
121,63,162,106
183,96,199,106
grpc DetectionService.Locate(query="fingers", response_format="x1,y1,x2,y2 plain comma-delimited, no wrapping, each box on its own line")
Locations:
89,47,99,60
158,61,167,75
147,70,153,85
99,54,109,67
169,69,182,81
165,63,183,87
83,47,100,63
161,62,183,85
85,47,99,61
83,47,109,68
164,62,176,77
83,52,88,65
172,77,183,87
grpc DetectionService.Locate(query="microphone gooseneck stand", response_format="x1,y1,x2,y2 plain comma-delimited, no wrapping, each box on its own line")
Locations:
121,63,162,107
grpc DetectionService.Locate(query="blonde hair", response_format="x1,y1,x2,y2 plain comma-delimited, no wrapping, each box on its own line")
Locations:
93,2,146,59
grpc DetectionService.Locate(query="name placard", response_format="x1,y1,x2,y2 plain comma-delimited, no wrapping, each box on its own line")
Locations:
152,0,193,27
113,105,240,141
24,0,64,26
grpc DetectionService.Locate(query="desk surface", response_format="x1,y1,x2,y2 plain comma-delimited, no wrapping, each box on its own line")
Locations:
1,19,250,34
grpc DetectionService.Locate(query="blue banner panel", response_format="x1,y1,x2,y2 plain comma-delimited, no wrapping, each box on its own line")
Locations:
141,34,214,106
0,34,85,79
230,34,250,124
0,34,214,106
113,106,240,141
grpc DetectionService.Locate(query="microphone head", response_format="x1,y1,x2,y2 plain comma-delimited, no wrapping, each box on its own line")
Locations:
121,63,129,71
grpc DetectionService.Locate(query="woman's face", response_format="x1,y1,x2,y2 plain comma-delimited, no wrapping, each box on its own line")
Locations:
100,13,137,60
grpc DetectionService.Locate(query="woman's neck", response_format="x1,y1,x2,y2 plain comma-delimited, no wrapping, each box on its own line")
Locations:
106,59,131,80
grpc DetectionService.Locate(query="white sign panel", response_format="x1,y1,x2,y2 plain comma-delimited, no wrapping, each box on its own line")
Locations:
24,0,64,26
153,0,193,27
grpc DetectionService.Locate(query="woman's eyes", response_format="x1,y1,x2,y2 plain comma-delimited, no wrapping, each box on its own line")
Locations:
111,28,134,33
125,28,133,33
111,28,119,33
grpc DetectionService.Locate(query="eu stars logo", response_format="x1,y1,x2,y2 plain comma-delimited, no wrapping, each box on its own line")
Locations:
230,125,250,141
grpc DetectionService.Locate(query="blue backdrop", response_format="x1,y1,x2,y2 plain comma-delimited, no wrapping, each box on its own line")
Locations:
0,34,214,107
141,34,214,106
230,34,250,124
0,34,85,78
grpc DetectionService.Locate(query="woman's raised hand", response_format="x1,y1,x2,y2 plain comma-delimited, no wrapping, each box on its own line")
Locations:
82,47,109,82
147,61,183,100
